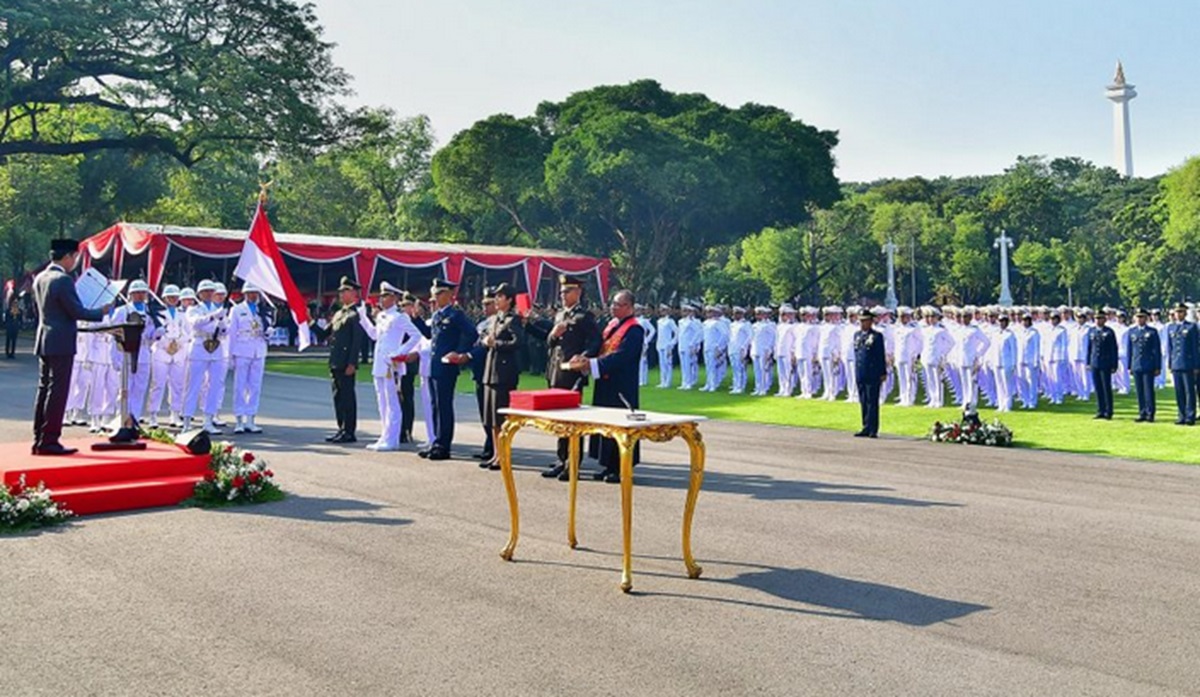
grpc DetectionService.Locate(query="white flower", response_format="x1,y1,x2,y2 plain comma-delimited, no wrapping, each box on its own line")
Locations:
16,499,30,512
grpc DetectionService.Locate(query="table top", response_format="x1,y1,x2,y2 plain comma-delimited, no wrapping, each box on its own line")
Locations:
500,405,707,429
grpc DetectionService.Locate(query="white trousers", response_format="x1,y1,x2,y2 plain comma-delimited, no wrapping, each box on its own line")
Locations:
775,357,795,396
186,358,226,418
944,363,963,403
127,352,152,420
419,375,435,444
1046,361,1070,404
703,350,726,391
922,363,945,408
88,364,118,417
679,349,699,388
897,362,917,406
842,359,858,402
148,359,186,416
751,355,773,395
1072,361,1092,398
994,366,1016,412
373,374,402,449
232,356,266,417
796,359,815,398
1017,364,1040,408
730,355,748,393
957,366,979,408
67,361,93,413
639,353,651,386
820,358,840,400
657,348,674,387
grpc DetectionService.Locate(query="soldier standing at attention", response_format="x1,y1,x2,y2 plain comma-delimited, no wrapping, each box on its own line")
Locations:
1167,303,1199,426
1085,312,1119,420
309,277,365,443
420,279,477,461
1126,308,1162,423
526,275,600,480
654,303,678,388
853,309,887,439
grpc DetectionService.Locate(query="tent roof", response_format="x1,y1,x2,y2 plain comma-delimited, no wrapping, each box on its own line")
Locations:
119,223,591,260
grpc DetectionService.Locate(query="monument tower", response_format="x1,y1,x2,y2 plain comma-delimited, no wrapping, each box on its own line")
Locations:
1105,61,1136,177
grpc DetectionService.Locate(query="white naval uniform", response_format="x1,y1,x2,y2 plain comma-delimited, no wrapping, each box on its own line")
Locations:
416,336,436,446
148,304,189,423
228,300,271,421
773,320,796,396
750,319,776,396
790,322,812,399
919,321,954,408
839,324,859,403
637,315,656,387
111,302,158,420
655,315,678,388
1044,324,1071,404
676,316,702,389
358,305,422,450
727,318,752,393
184,302,228,421
893,321,923,406
817,322,842,401
949,322,989,409
795,321,821,398
1016,325,1041,408
1067,321,1091,399
66,324,94,421
701,317,730,392
88,310,120,421
989,327,1018,412
1112,320,1130,395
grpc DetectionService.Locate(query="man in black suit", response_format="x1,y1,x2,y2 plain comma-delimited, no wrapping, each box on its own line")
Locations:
567,289,644,484
310,276,365,443
32,239,109,455
852,309,887,438
527,275,601,480
470,288,497,461
481,283,526,470
1086,313,1119,420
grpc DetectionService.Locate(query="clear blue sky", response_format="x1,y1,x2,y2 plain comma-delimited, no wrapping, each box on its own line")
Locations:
309,0,1199,182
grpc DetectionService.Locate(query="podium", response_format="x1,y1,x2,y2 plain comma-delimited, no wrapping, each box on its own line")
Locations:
80,314,148,450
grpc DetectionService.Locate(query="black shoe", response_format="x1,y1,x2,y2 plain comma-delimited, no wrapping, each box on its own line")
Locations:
557,467,572,482
1147,417,1155,423
472,450,494,461
417,449,431,458
1175,420,1187,426
868,433,878,438
1093,414,1105,420
487,462,501,471
478,459,493,469
592,468,608,481
34,443,78,456
325,431,344,442
330,433,356,444
542,463,566,479
603,470,621,484
1188,420,1196,426
853,430,868,437
1134,416,1146,423
427,450,450,461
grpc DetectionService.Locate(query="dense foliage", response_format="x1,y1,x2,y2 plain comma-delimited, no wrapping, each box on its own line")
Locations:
1,2,1196,310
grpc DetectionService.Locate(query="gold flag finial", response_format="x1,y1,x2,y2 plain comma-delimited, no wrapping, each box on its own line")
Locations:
258,180,274,204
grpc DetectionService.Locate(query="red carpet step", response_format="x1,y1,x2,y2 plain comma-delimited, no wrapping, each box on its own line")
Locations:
1,439,211,516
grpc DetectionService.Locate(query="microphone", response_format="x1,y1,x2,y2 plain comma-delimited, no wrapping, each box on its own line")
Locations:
618,392,646,421
618,392,634,412
572,376,584,392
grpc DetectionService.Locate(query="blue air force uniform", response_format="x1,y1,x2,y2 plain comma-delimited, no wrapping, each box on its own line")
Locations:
1167,312,1200,425
1085,323,1119,419
424,280,478,458
853,315,887,438
1125,316,1162,421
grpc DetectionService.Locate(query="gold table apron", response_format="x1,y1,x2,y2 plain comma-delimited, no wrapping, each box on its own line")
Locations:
496,407,706,593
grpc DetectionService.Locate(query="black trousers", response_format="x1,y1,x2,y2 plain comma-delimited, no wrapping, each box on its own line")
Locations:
1132,371,1156,419
556,383,586,464
331,368,357,436
5,327,17,356
857,380,881,436
399,373,416,441
1091,368,1114,418
1172,370,1197,423
430,373,458,453
475,380,493,454
34,354,74,448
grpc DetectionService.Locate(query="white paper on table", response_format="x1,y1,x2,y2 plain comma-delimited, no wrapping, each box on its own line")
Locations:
75,268,125,310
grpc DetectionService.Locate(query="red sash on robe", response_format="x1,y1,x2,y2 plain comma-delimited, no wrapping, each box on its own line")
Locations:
601,317,638,356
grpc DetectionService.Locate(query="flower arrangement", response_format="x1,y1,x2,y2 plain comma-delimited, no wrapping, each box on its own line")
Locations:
929,408,1014,447
186,442,285,507
1,474,74,533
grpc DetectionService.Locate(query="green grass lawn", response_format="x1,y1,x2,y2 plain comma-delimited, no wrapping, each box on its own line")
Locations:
267,357,1199,465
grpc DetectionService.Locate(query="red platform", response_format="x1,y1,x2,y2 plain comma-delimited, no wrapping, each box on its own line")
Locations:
1,439,211,516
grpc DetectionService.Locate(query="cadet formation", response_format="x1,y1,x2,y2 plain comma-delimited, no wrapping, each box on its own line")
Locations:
650,301,1200,426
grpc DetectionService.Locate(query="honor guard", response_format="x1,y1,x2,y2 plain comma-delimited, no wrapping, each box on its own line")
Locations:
228,282,274,434
110,279,159,422
892,307,922,407
989,315,1018,412
918,307,954,408
773,304,797,396
701,305,730,392
1167,303,1199,425
852,309,887,438
357,281,422,451
1015,313,1042,409
1085,312,1119,420
817,306,843,401
183,280,228,434
634,303,656,387
147,284,188,427
655,304,678,388
727,306,752,394
526,274,600,479
1126,308,1162,422
749,306,776,396
676,303,703,390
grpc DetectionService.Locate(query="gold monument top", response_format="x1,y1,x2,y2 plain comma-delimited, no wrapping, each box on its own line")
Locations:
1112,61,1126,87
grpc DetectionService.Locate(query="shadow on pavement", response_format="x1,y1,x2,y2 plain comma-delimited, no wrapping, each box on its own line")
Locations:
630,462,961,507
221,494,413,527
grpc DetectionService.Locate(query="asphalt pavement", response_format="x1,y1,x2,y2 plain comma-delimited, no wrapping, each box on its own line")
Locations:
1,351,1198,696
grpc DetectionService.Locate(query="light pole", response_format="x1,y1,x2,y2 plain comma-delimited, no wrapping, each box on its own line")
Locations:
883,239,898,310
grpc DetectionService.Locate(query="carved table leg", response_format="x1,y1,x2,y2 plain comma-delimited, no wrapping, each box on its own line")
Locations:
681,425,705,580
618,433,637,593
567,432,581,549
498,419,523,561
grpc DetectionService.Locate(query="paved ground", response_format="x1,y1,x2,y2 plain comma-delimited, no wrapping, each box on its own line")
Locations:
1,351,1199,696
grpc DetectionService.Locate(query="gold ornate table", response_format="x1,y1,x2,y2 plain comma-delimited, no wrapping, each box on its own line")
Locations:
496,406,708,593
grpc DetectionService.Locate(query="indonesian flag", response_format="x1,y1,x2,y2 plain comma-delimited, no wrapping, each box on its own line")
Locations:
235,198,312,350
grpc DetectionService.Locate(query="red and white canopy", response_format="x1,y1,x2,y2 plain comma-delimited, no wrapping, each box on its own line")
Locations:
79,223,611,303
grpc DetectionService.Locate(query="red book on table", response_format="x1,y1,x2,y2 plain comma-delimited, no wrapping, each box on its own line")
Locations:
509,389,582,411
